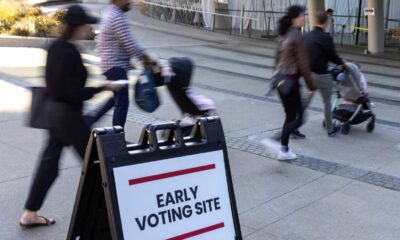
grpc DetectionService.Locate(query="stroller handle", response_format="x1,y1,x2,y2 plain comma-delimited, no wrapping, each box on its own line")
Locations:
328,66,344,82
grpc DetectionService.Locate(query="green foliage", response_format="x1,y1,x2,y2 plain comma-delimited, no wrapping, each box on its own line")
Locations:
10,17,36,36
0,0,65,37
34,15,58,37
51,9,67,22
0,0,22,32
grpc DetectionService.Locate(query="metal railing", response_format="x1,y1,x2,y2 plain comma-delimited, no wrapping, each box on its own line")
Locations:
140,0,400,49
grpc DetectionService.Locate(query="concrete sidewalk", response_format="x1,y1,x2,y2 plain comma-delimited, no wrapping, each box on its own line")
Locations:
1,4,400,239
1,69,400,240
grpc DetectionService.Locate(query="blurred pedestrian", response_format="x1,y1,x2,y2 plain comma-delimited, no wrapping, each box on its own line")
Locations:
274,5,315,161
326,8,335,37
93,0,155,129
19,5,123,228
304,12,343,136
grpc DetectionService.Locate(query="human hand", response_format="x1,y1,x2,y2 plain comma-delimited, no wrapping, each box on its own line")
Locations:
339,64,347,71
143,53,158,67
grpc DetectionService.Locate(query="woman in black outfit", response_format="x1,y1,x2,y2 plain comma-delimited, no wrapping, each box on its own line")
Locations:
275,5,315,161
19,5,123,227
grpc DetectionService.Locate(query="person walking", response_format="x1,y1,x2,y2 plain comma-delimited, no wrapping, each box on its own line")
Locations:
94,0,154,129
19,5,123,227
274,5,315,161
304,12,344,136
326,8,335,37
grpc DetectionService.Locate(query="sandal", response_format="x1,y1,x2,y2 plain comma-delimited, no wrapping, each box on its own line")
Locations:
19,216,56,228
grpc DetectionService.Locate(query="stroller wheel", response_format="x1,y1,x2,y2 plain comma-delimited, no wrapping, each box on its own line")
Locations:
367,116,375,133
342,123,351,135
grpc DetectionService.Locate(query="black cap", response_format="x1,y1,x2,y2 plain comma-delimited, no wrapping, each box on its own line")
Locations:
64,5,98,26
326,8,334,13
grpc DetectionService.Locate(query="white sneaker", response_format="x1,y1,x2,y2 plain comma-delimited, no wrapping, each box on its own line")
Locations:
277,150,297,161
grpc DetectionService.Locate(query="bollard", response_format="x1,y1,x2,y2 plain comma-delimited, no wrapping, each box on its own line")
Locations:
239,5,244,35
212,14,216,32
341,25,345,45
229,16,232,35
248,19,252,38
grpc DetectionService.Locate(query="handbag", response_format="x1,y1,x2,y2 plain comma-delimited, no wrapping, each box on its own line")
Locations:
28,87,51,129
28,87,78,129
134,68,160,113
269,70,295,96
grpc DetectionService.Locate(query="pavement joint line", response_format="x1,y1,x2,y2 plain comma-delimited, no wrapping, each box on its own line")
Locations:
0,175,33,185
167,47,270,69
239,225,259,238
197,61,400,91
135,16,400,64
167,47,400,90
0,72,32,89
239,224,258,231
193,82,400,129
0,118,25,123
173,45,400,81
193,69,400,106
195,64,270,82
146,42,221,49
129,20,230,45
245,180,355,238
226,136,400,193
93,4,400,79
3,72,400,193
0,165,81,186
238,174,328,216
2,71,400,129
0,140,40,156
85,101,400,194
227,127,283,139
207,43,400,69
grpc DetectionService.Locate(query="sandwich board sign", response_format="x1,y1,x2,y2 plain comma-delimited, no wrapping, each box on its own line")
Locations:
67,117,242,240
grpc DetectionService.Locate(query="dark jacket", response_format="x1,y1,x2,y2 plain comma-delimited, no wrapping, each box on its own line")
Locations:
304,27,343,74
45,40,103,132
276,27,314,90
46,40,103,108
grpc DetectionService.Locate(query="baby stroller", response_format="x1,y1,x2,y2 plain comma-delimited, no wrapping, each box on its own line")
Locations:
328,63,375,135
85,57,217,137
147,57,218,137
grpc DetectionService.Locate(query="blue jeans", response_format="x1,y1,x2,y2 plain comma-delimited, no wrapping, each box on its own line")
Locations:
85,67,129,128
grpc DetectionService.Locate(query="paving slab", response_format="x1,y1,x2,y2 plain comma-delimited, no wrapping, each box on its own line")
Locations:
248,181,400,240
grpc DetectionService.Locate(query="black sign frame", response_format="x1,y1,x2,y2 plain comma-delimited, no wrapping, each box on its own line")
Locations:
67,117,242,240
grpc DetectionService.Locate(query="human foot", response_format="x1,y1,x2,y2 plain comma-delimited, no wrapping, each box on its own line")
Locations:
19,211,55,228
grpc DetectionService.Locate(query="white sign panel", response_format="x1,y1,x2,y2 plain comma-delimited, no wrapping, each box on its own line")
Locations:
113,150,236,240
364,8,375,16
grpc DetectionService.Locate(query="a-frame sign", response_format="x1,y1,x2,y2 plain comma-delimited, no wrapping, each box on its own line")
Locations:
67,117,242,240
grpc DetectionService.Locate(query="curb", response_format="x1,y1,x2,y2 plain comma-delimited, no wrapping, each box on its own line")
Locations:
0,35,96,49
30,0,82,6
0,35,54,49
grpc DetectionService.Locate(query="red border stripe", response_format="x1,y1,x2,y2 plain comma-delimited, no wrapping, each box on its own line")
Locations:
166,222,225,240
128,164,216,185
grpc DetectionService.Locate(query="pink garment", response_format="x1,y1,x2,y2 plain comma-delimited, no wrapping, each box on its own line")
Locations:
186,89,217,112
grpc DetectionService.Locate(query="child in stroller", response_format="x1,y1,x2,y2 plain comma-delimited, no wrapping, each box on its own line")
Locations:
329,62,375,135
149,57,218,137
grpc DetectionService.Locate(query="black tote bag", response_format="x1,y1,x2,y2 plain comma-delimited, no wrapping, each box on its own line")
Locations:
134,69,160,113
28,87,51,129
